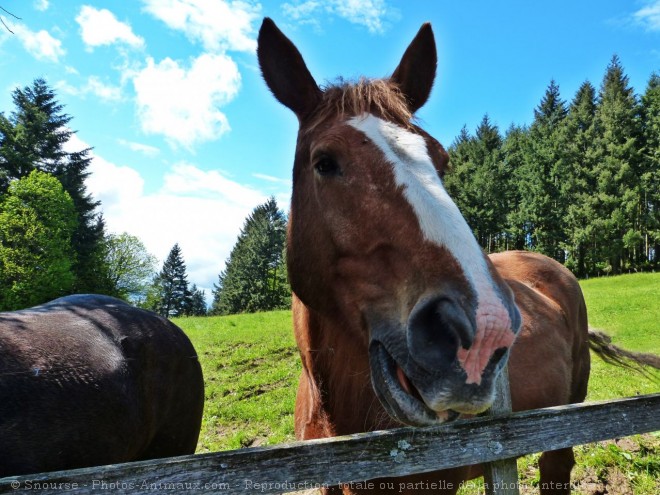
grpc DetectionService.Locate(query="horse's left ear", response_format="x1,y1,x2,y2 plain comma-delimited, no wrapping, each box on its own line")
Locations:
391,23,437,113
257,18,321,120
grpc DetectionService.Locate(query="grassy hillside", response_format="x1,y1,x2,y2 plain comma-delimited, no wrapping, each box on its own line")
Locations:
176,311,299,452
174,272,659,493
570,273,660,495
581,273,660,400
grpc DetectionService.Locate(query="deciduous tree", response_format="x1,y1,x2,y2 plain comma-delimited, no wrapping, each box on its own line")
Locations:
0,171,77,310
104,232,157,303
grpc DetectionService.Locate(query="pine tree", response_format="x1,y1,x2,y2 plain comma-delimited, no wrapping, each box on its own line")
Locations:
592,56,643,274
0,78,110,292
0,79,71,187
445,126,479,233
501,124,529,250
560,81,599,276
516,80,569,261
212,197,290,315
158,243,192,318
55,148,109,294
533,80,568,128
189,284,208,316
446,116,510,252
472,116,509,252
640,73,660,266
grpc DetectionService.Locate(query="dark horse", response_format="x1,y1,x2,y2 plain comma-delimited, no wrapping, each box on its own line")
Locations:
257,18,659,494
0,294,204,477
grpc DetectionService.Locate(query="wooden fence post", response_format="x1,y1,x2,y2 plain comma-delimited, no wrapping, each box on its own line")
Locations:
483,365,520,495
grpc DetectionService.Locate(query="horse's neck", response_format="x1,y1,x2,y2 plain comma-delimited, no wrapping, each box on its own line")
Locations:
293,296,391,434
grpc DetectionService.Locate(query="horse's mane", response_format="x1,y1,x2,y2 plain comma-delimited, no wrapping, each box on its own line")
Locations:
306,78,414,133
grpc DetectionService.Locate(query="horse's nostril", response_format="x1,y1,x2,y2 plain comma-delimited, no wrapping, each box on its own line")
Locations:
407,296,474,372
490,347,508,368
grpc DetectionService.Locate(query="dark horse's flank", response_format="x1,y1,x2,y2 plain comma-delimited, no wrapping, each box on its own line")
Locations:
0,294,204,477
257,18,660,495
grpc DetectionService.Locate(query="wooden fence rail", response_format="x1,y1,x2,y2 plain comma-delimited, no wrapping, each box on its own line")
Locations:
1,393,659,494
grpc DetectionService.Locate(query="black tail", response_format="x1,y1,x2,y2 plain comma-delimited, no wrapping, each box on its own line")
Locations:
588,329,660,380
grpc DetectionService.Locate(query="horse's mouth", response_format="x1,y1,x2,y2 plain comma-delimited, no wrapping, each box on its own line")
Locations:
369,342,460,426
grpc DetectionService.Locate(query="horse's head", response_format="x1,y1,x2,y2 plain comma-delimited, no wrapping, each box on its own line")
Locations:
258,18,521,426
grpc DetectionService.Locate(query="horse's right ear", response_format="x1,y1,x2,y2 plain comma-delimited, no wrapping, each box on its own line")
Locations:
257,18,321,120
391,23,437,113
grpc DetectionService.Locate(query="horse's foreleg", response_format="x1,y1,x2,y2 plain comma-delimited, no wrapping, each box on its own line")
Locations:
538,448,575,495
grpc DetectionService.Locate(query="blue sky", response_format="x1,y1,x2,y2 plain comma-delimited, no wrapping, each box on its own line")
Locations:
1,0,659,300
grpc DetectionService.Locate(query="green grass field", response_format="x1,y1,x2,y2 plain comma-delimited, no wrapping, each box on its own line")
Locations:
173,272,659,494
581,273,660,401
175,311,298,452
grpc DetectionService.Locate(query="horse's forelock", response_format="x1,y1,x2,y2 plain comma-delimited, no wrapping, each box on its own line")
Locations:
303,78,414,135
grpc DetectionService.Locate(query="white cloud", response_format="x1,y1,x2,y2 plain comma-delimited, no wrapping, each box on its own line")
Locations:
55,80,80,97
283,0,394,33
131,2,260,150
87,154,146,209
71,132,267,295
118,139,161,157
141,0,260,52
132,53,241,147
282,0,321,20
64,133,144,209
253,173,292,185
34,0,49,11
76,5,145,50
86,76,123,101
12,23,65,62
281,1,323,31
334,0,391,32
633,1,660,31
55,76,123,102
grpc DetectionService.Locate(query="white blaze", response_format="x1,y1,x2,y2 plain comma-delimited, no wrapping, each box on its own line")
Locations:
348,114,514,385
348,114,487,290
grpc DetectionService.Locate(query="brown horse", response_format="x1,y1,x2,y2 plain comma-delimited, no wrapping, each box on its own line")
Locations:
0,294,204,477
257,18,659,495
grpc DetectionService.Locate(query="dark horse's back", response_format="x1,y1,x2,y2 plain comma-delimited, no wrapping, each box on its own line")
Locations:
0,294,204,477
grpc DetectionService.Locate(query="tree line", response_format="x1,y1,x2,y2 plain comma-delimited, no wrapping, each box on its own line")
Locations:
443,57,659,277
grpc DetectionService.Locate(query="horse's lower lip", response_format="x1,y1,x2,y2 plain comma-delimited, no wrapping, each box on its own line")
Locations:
370,342,457,426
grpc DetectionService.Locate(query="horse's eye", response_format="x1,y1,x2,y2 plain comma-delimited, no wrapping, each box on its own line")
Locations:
313,155,341,176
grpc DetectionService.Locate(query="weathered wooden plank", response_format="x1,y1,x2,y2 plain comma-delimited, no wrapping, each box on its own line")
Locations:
483,366,520,495
1,394,658,495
